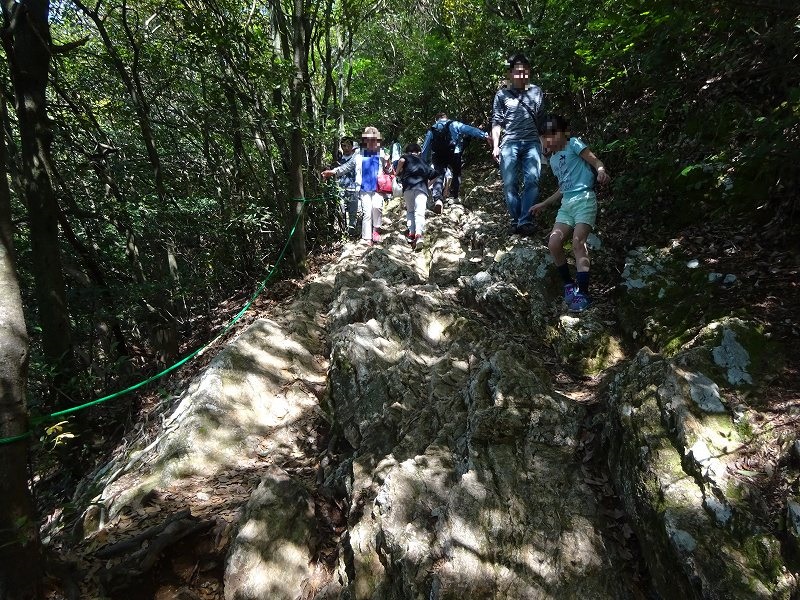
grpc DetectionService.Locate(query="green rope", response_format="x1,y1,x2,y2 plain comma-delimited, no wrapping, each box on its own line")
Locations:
0,193,331,447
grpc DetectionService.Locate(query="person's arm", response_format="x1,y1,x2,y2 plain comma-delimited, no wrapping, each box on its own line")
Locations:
491,125,502,162
395,157,406,177
579,147,610,185
322,155,355,179
491,91,504,162
456,122,488,141
420,130,433,163
529,190,563,216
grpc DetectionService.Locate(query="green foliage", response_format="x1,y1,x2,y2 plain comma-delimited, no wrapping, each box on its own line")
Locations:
42,421,77,449
7,0,799,416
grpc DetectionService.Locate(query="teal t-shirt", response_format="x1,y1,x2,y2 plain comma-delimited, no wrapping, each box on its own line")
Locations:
549,137,595,196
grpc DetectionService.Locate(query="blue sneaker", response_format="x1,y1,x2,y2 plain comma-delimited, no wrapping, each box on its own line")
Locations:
569,292,590,313
563,283,577,304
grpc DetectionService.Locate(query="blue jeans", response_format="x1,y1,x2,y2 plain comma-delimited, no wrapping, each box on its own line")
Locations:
500,139,541,226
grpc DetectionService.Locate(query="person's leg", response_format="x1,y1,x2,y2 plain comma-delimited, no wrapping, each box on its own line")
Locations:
500,141,521,226
336,190,346,233
430,158,447,214
413,190,427,250
549,222,577,302
518,140,542,226
430,158,447,200
346,190,359,238
548,222,572,271
564,216,593,311
414,191,427,236
573,222,592,295
360,191,372,241
371,192,384,241
403,189,415,238
570,191,597,295
449,153,463,200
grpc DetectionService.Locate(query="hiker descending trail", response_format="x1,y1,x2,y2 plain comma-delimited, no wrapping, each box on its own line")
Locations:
532,114,611,313
492,53,545,238
395,142,437,251
421,113,490,213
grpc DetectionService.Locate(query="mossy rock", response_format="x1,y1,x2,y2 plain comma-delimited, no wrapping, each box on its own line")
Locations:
549,313,625,375
678,318,783,392
617,246,749,356
604,348,797,598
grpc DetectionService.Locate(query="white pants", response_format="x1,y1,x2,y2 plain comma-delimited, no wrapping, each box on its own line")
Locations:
360,191,384,240
404,189,427,236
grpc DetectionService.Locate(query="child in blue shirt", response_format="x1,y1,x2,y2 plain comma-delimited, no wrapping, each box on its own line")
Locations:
530,115,611,312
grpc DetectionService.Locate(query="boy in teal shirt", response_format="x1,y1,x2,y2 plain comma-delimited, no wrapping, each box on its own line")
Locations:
530,115,610,312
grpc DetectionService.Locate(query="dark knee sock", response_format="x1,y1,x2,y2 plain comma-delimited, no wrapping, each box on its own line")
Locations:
556,263,573,285
576,271,590,296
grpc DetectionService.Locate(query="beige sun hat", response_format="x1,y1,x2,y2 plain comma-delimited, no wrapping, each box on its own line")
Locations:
361,126,381,140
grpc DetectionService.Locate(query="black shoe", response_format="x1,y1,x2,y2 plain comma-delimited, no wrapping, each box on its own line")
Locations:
507,223,519,235
516,222,537,237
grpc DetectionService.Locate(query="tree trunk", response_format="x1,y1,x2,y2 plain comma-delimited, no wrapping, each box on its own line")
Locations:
269,0,316,269
2,0,75,405
288,0,308,272
0,91,42,600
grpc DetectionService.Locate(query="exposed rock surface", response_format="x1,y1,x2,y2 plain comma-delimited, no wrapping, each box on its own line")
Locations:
610,247,797,598
319,201,622,598
74,189,798,599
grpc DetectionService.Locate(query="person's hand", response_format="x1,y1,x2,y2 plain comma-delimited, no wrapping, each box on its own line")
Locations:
485,135,492,148
596,166,610,185
321,169,334,179
529,203,545,216
492,145,500,163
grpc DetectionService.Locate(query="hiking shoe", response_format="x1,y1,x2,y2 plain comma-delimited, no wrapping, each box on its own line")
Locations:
372,230,381,243
413,235,423,251
516,222,537,237
563,283,578,304
568,292,591,313
433,199,443,215
507,223,519,235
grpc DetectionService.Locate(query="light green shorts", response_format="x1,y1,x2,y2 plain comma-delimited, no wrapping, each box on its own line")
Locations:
555,190,597,228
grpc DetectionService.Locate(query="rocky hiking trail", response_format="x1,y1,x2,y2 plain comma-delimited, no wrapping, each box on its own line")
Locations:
48,174,799,599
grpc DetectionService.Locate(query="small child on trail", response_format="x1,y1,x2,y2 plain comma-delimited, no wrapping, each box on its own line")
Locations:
529,115,611,312
395,142,437,251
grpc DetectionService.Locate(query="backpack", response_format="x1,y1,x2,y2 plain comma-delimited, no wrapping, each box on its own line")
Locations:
429,120,454,158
